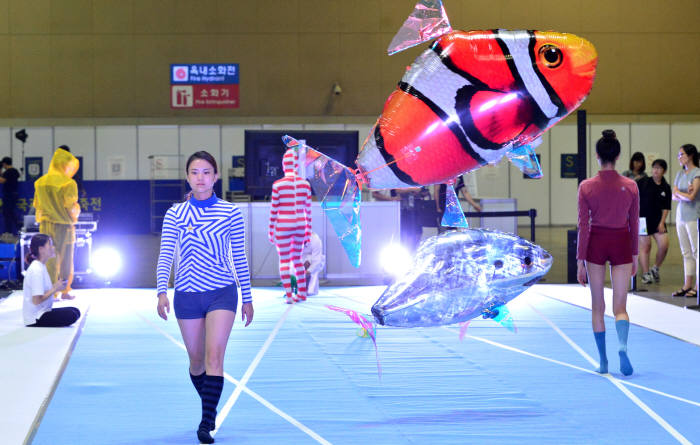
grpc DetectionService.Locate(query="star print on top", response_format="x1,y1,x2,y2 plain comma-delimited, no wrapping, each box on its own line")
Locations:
156,194,252,303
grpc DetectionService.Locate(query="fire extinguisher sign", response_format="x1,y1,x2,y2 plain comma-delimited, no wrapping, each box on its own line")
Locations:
170,64,239,109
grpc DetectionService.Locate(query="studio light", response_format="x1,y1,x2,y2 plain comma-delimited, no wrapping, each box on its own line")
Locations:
379,243,411,277
91,247,122,279
14,129,27,143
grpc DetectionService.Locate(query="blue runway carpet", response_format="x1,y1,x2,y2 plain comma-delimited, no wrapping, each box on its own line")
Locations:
34,287,700,444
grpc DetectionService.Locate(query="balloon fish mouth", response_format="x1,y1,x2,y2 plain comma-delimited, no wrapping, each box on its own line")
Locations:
371,305,385,326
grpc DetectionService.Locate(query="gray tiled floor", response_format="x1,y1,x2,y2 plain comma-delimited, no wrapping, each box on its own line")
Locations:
106,226,700,310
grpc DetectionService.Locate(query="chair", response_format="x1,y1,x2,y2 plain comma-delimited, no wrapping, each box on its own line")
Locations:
0,242,19,288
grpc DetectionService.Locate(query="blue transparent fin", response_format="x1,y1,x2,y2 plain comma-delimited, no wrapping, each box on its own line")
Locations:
282,135,362,267
492,305,517,333
507,142,543,179
440,183,468,228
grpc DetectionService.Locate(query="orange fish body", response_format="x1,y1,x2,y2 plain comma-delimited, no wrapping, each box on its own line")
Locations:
357,29,598,189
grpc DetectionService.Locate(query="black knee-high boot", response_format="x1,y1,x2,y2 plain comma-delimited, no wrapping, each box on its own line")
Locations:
197,374,224,444
189,371,205,398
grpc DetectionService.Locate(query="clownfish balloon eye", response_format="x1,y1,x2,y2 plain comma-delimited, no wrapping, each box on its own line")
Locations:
539,44,563,68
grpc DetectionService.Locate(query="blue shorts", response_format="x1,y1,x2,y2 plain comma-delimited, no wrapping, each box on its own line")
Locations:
174,283,239,319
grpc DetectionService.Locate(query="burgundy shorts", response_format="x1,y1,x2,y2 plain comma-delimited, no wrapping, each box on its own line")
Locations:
586,227,633,266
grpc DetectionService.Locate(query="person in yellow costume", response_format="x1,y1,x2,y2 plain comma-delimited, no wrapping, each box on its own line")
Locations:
33,146,80,299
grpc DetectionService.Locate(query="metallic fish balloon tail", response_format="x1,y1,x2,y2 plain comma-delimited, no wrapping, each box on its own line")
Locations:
283,135,362,267
441,183,468,228
326,305,382,377
388,0,452,55
491,305,518,333
371,229,552,328
458,305,516,341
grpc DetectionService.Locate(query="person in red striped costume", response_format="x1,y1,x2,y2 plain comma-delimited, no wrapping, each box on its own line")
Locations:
268,149,312,303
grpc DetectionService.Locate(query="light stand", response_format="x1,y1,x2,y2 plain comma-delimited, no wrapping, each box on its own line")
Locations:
14,129,27,178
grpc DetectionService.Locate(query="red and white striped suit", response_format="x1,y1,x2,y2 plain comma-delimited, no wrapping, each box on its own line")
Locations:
268,149,312,302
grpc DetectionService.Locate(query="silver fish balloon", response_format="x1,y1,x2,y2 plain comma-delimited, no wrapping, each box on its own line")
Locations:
371,229,552,328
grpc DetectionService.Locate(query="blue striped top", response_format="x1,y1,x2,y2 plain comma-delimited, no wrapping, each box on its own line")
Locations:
156,195,252,303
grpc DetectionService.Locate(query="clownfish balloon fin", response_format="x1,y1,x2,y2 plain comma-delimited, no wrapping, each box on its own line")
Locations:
507,139,543,179
387,0,452,55
440,181,468,228
282,135,362,267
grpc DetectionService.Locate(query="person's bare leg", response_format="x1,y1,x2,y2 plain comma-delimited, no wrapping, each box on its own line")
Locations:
204,309,235,376
177,317,207,404
653,232,669,268
638,236,651,275
586,261,608,373
177,318,206,375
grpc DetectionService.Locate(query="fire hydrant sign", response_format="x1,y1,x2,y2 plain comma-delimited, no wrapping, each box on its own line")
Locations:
170,64,239,109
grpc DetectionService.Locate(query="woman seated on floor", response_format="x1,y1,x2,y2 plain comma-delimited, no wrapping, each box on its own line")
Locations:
22,233,80,327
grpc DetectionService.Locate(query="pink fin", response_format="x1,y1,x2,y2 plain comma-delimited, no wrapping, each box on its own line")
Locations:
387,0,452,55
458,321,471,341
327,305,382,378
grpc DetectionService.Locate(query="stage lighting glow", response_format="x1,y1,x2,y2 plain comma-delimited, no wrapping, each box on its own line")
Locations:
380,244,411,277
91,247,122,279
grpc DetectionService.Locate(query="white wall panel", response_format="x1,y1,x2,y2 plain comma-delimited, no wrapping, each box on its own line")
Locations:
54,127,96,180
0,128,12,160
96,126,138,180
474,158,509,199
509,132,550,225
549,124,578,225
630,123,671,175
137,126,179,180
1,121,697,232
11,127,53,180
222,125,257,193
179,125,221,176
261,124,303,130
303,124,345,131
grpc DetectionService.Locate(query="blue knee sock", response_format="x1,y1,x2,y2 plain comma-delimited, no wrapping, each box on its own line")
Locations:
593,331,608,373
616,320,633,376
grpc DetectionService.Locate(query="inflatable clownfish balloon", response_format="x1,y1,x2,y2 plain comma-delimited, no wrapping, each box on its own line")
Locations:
358,29,597,188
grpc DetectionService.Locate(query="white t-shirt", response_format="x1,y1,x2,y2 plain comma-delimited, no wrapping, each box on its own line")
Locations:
302,232,325,274
23,260,54,325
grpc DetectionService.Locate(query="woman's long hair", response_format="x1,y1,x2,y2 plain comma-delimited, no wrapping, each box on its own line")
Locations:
629,151,645,173
681,144,699,168
25,234,51,265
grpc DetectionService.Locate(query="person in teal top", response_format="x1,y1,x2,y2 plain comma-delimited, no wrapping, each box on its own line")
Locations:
672,143,700,298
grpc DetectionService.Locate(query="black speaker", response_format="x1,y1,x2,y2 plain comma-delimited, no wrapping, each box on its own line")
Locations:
567,229,578,283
